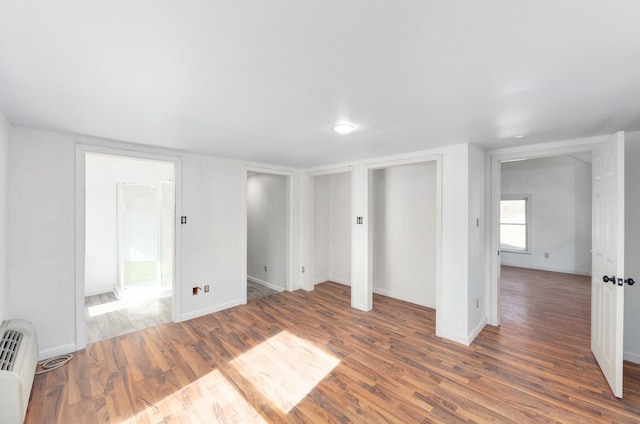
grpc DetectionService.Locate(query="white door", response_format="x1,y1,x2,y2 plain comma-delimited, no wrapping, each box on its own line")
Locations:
591,131,625,398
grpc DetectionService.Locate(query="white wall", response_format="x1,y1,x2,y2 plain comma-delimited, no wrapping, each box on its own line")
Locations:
624,131,640,363
501,155,592,275
467,143,486,338
85,182,117,295
0,111,10,323
371,162,437,307
9,127,267,356
313,176,330,283
312,172,351,285
10,129,76,356
328,173,351,285
8,123,485,354
179,153,247,320
247,173,286,290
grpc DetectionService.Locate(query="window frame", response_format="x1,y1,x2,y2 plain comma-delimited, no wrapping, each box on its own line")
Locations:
499,194,532,254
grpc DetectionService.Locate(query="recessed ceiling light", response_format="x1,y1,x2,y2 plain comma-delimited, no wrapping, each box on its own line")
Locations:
333,123,355,134
514,134,525,139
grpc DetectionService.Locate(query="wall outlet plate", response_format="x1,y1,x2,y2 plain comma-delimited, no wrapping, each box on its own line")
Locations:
204,285,210,293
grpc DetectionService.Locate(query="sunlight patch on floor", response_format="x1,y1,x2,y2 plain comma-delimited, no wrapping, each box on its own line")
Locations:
129,368,268,423
229,330,340,413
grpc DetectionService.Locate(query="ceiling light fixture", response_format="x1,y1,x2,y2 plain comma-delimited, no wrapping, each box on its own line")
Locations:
514,134,525,139
333,123,355,134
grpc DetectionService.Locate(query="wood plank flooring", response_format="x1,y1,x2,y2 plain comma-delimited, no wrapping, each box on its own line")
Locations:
26,267,640,423
85,293,172,344
247,280,279,301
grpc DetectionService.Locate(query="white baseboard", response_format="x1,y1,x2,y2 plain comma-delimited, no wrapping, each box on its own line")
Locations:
624,350,640,365
247,275,285,292
180,298,244,321
467,317,487,345
328,277,351,286
436,329,470,346
372,287,435,309
500,263,591,276
39,342,77,361
84,287,115,297
314,277,351,286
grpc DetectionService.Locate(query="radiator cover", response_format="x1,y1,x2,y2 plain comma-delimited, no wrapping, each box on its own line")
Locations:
0,320,38,424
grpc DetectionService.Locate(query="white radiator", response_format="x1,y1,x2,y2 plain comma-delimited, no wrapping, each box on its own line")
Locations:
0,320,38,424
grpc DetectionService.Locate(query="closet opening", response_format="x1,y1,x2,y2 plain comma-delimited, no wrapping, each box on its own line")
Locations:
368,161,438,309
245,170,291,301
310,171,352,289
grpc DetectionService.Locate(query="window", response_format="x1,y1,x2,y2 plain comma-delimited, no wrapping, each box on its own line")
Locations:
500,195,531,253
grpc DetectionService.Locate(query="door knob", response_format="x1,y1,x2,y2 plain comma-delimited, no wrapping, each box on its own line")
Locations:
625,278,636,286
603,275,616,284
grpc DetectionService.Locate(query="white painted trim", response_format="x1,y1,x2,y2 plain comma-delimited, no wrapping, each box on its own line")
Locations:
488,135,606,327
180,298,245,321
372,288,435,309
242,166,295,300
364,153,442,335
365,153,442,170
84,288,115,297
488,135,607,157
247,275,285,292
437,329,471,346
306,167,354,296
75,144,182,351
39,343,76,361
307,165,353,177
467,317,487,345
245,165,293,176
328,277,351,286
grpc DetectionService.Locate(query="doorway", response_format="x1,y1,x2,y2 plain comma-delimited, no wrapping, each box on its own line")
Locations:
369,161,438,308
488,141,601,325
245,170,291,300
499,155,592,276
82,152,177,344
310,171,352,288
487,137,640,395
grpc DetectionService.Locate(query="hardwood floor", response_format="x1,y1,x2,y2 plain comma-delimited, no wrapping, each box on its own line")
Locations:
26,267,640,423
85,292,172,344
247,280,279,301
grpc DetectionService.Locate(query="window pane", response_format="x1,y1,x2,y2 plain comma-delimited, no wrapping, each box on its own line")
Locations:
500,224,526,250
500,200,526,224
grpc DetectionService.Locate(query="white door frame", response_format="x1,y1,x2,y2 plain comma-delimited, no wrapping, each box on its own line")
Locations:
362,154,442,328
242,166,294,302
75,145,182,351
486,136,607,326
307,166,354,290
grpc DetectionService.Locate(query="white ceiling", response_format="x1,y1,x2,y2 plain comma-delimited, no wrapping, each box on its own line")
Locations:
1,1,640,167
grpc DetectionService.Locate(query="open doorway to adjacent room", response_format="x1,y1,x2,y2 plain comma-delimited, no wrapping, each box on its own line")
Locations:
83,153,176,343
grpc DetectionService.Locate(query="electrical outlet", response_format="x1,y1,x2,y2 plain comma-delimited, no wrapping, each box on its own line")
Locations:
204,284,210,293
264,265,267,272
476,298,479,308
302,266,305,273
